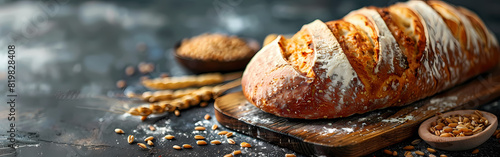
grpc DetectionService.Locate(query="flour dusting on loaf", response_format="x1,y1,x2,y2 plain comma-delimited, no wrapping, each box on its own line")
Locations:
407,1,465,88
305,20,363,113
242,0,500,119
346,8,407,75
307,20,358,89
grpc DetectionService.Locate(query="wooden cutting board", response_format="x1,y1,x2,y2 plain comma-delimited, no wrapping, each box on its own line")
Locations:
214,70,500,157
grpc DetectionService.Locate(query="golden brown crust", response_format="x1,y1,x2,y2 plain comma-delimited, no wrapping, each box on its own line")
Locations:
242,36,314,118
376,5,426,106
242,1,500,119
325,20,375,92
456,6,500,70
283,29,315,77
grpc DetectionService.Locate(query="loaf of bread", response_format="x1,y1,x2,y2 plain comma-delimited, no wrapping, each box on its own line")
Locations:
242,0,499,119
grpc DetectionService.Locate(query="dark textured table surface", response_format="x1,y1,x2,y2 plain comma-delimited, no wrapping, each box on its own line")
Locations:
0,0,499,156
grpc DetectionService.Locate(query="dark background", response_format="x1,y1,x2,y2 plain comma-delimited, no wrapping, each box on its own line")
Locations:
0,0,499,156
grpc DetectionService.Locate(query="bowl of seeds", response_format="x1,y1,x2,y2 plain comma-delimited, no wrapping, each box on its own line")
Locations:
418,110,497,151
173,33,260,73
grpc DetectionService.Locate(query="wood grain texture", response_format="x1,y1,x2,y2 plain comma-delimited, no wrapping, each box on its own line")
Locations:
214,70,500,157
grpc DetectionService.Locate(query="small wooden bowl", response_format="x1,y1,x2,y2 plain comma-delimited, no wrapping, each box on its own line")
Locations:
173,38,259,74
418,110,498,151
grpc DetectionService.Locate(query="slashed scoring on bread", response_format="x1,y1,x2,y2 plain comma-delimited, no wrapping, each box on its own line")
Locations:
242,1,499,119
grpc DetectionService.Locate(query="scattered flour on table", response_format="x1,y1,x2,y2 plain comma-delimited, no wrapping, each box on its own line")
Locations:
381,115,414,123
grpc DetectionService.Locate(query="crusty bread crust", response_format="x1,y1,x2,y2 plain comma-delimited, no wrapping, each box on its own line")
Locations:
242,1,500,119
